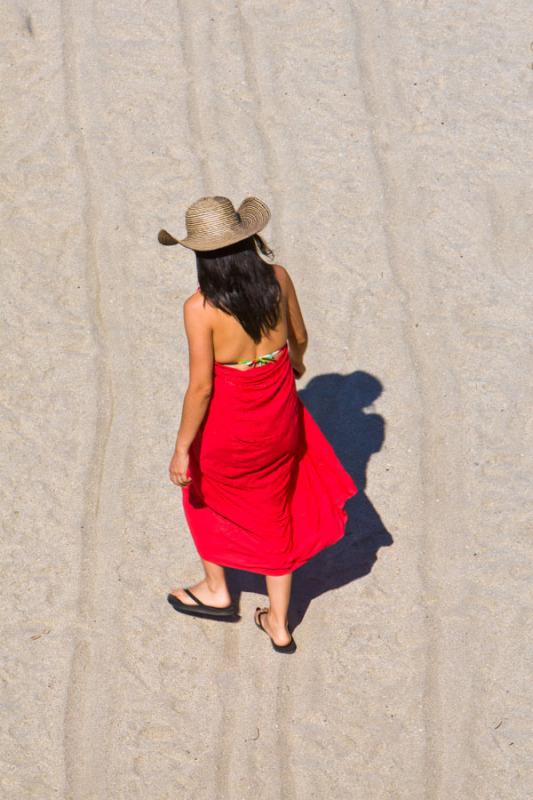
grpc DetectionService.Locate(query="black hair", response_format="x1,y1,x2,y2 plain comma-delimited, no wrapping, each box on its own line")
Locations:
195,233,282,343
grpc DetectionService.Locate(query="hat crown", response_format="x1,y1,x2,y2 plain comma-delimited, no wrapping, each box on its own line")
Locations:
185,196,241,239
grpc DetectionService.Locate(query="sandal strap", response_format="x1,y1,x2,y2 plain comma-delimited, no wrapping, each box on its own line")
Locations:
256,609,268,630
184,588,202,605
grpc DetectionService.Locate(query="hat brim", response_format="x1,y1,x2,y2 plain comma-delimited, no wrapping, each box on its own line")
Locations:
158,229,180,246
157,196,271,251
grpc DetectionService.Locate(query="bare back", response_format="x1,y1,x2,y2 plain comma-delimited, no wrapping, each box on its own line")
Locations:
197,264,307,370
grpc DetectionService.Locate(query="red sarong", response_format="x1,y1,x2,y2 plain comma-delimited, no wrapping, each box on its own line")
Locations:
181,343,357,575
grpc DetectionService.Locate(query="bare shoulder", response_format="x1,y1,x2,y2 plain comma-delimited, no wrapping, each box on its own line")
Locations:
182,290,214,326
271,263,289,286
272,263,299,297
183,289,208,312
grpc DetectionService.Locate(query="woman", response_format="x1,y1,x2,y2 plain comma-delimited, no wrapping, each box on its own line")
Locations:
158,195,357,653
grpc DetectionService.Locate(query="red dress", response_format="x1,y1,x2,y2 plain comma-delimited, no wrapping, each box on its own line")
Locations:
181,342,358,575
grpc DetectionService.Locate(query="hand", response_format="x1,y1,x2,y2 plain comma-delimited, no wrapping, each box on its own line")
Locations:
290,358,306,379
169,449,191,487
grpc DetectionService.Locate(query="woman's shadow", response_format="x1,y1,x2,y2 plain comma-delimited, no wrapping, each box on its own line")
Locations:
227,369,393,628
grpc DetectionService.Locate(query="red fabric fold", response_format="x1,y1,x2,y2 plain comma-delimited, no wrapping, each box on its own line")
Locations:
181,343,358,575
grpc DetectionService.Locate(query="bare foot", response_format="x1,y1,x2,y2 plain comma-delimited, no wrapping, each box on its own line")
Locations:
254,606,292,646
169,578,232,608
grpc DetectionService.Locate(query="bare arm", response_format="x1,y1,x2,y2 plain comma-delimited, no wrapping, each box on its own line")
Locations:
276,266,308,377
169,294,215,487
174,294,214,454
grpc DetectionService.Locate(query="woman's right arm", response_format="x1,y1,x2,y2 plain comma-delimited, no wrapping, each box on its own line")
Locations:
277,265,308,378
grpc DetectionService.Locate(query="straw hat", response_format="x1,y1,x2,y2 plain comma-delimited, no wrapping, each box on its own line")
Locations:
158,195,271,251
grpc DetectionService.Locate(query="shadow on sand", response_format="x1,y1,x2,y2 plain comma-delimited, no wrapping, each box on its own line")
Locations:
227,369,393,630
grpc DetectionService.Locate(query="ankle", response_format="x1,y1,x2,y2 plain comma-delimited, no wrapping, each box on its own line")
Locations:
267,610,288,629
205,578,227,594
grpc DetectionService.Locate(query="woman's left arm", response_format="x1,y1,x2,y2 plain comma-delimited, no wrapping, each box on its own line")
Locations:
169,295,214,486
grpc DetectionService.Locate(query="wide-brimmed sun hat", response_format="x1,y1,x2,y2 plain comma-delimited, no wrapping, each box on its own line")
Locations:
158,195,271,251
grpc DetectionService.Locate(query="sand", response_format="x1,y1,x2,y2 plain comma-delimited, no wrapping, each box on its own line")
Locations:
1,1,532,798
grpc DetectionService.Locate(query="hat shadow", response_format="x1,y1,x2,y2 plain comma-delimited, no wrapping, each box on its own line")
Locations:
226,369,393,630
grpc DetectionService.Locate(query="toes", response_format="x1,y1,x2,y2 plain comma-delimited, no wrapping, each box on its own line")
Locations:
170,588,194,605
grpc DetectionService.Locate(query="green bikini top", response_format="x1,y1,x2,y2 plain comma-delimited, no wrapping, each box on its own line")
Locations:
218,346,284,368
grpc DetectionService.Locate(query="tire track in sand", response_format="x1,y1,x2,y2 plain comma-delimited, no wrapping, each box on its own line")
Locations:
175,0,214,190
349,2,472,797
236,3,286,251
60,3,134,797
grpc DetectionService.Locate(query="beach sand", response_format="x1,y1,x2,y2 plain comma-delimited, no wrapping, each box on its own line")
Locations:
1,1,532,798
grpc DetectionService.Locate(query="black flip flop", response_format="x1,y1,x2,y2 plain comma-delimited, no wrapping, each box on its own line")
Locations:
254,607,297,653
167,588,239,620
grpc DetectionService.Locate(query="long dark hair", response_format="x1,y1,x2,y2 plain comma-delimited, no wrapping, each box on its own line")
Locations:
195,234,282,343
